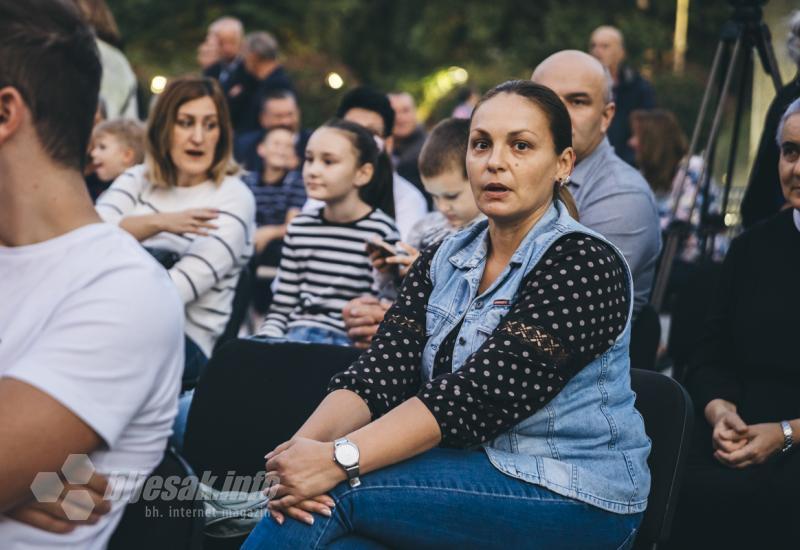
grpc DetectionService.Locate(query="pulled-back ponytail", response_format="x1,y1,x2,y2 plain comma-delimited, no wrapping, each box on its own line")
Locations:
555,184,579,221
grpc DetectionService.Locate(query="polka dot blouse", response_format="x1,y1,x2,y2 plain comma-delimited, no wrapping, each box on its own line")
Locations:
329,234,630,448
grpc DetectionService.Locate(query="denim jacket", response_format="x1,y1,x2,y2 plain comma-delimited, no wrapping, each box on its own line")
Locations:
422,200,651,514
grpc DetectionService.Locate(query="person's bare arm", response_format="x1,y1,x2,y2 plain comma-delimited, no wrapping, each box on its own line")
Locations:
293,389,373,443
0,378,102,513
265,396,441,517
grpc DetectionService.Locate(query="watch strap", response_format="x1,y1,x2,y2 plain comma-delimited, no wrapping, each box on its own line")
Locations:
781,420,793,453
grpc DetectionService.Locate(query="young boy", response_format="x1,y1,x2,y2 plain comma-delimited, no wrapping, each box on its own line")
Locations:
370,117,483,275
345,117,484,347
90,118,145,183
243,126,305,256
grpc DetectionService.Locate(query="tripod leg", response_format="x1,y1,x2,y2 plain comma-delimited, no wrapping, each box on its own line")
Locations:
651,34,742,311
670,39,728,220
688,36,743,225
753,22,783,92
717,46,751,233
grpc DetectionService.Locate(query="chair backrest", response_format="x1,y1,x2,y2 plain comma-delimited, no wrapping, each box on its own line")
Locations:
214,263,254,353
667,260,722,382
630,368,694,548
630,303,661,371
183,338,361,488
108,447,203,550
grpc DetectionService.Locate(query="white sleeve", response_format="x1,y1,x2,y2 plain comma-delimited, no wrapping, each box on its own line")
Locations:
95,166,148,224
4,263,184,448
392,174,428,242
168,182,256,304
302,197,325,213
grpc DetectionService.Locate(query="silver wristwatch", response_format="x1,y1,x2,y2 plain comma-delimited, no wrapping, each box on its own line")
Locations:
780,421,794,453
333,438,361,487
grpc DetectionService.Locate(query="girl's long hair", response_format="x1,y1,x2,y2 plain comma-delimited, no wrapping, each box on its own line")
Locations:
321,118,395,217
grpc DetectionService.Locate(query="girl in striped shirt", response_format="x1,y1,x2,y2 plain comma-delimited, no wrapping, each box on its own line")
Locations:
257,119,399,345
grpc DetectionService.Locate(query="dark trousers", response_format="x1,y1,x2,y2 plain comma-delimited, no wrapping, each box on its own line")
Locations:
667,415,800,548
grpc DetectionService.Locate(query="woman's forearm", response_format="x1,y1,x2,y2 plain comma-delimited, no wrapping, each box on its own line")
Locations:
347,397,442,475
119,214,163,241
293,390,373,442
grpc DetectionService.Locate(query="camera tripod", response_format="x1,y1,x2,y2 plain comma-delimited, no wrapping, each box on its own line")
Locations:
650,0,784,312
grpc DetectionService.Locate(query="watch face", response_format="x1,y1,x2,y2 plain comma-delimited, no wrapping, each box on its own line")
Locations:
335,443,359,467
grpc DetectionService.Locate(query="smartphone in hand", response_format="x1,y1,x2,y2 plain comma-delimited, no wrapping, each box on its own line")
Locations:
366,239,398,259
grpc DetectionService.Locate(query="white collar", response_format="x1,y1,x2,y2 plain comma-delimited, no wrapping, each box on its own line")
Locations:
794,209,800,233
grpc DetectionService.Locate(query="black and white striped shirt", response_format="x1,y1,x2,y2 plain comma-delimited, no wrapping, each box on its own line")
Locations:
96,164,256,356
258,207,399,337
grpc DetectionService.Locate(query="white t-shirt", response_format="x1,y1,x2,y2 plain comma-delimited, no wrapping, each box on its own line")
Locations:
0,223,184,549
302,171,428,242
96,165,256,356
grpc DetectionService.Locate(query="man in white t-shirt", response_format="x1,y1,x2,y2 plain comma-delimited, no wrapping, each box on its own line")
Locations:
0,2,184,548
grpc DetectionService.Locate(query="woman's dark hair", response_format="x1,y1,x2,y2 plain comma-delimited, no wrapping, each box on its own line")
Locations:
321,118,395,217
471,80,579,219
630,109,687,195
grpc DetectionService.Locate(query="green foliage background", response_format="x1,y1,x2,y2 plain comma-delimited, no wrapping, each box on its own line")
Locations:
109,0,732,133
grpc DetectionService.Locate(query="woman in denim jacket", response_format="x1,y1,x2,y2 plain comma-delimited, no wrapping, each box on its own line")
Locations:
245,80,651,549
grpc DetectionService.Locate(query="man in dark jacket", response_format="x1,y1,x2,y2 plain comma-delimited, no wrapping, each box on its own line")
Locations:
590,25,656,167
740,10,800,228
228,31,294,135
389,92,428,202
201,16,245,92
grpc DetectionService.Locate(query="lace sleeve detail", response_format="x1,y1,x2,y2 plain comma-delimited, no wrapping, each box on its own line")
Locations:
327,243,441,418
416,234,631,448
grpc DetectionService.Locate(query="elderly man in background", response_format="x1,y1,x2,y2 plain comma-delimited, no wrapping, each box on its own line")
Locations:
532,50,660,316
202,16,245,91
589,25,656,166
389,92,428,202
229,31,294,134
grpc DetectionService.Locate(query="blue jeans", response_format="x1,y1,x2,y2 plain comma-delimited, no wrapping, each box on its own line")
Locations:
169,336,208,452
286,325,352,347
242,448,642,549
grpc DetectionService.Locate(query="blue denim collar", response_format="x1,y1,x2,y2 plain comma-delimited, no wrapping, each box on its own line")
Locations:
448,202,561,271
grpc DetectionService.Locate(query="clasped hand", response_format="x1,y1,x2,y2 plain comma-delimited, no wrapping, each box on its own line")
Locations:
711,410,784,468
7,471,111,533
264,437,345,526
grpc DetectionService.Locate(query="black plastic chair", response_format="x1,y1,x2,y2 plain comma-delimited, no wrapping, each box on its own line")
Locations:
666,261,722,382
213,262,255,354
184,338,361,487
630,368,694,550
630,304,661,371
108,447,204,550
183,338,361,549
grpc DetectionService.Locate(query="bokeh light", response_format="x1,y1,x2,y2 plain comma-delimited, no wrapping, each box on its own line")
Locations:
326,72,344,90
150,75,167,95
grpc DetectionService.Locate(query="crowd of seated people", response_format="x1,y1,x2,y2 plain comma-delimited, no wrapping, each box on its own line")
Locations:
3,0,800,548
